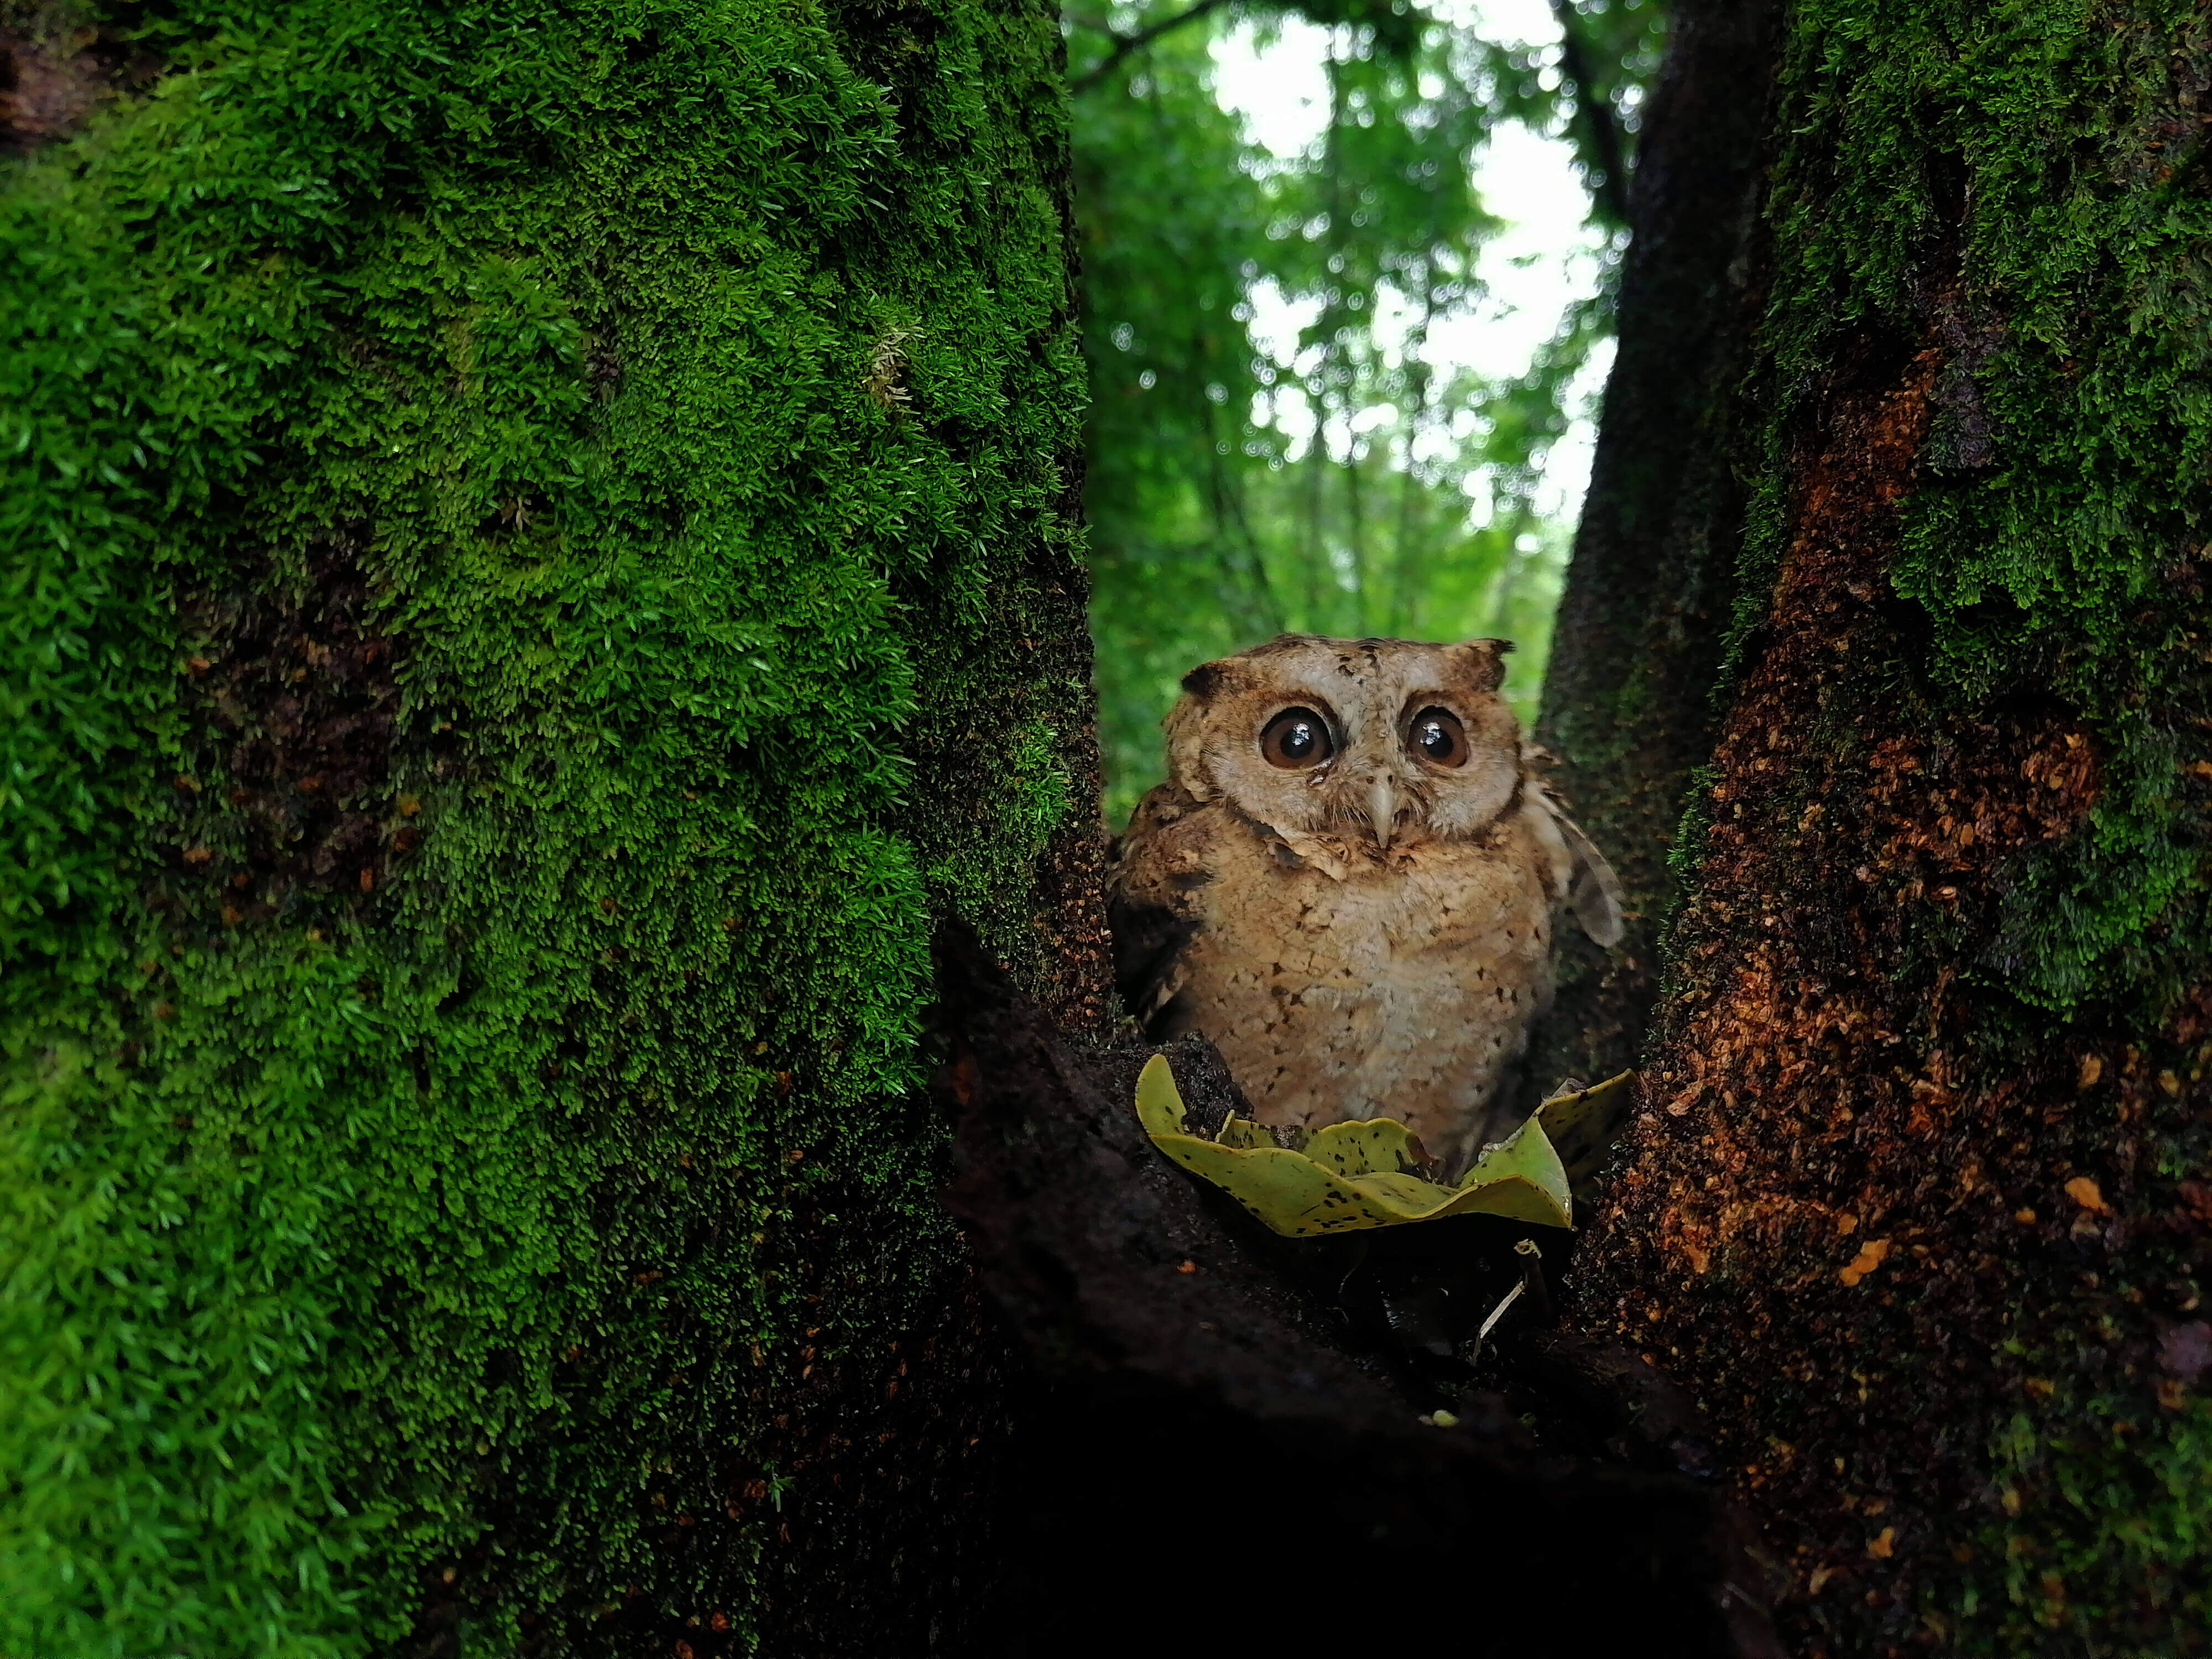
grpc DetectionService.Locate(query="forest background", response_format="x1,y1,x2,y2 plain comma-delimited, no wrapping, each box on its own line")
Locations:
9,0,2209,1648
1070,0,1663,823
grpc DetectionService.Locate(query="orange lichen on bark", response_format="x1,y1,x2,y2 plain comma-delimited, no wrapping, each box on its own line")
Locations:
1839,1239,1890,1287
1571,329,2175,1649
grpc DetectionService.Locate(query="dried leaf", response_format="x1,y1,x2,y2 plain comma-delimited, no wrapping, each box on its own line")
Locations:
1533,1069,1639,1193
2064,1175,2108,1213
1133,1055,1572,1237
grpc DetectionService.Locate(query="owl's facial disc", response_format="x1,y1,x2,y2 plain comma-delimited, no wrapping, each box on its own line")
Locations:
1163,635,1525,849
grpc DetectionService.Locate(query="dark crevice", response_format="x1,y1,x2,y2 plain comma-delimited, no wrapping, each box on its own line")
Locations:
935,928,1785,1656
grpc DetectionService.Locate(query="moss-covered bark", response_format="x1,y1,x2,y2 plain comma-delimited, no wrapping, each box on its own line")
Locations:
1571,1,2212,1652
0,0,1100,1652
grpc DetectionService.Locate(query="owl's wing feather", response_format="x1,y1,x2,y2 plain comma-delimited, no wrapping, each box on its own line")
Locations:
1105,894,1194,1036
1551,804,1625,947
1106,782,1214,1037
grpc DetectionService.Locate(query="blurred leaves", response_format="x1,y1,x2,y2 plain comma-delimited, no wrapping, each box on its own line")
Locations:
1070,0,1666,822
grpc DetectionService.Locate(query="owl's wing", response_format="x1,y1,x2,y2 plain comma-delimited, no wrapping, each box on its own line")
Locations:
1105,782,1211,1037
1540,790,1625,948
1106,894,1195,1036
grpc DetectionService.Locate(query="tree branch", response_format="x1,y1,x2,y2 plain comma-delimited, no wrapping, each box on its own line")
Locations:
1069,0,1238,95
1548,0,1632,227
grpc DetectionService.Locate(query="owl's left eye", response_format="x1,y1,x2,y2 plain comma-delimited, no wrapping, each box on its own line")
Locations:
1260,707,1334,769
1410,707,1469,768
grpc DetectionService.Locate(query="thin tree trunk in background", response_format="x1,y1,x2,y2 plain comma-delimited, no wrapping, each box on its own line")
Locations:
1346,430,1371,635
1528,0,1780,1098
1390,283,1437,636
1564,1,2212,1651
1549,0,1633,228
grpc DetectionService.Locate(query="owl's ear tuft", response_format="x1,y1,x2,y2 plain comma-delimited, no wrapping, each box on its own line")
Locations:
1181,660,1230,699
1453,638,1513,693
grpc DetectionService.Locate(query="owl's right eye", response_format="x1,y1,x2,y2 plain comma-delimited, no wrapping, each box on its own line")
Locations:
1259,707,1334,769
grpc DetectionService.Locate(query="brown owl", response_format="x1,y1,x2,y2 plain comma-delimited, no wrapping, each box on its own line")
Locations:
1107,633,1622,1178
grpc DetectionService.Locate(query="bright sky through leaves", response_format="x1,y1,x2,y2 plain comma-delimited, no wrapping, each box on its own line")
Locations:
1213,3,1614,524
1073,0,1656,822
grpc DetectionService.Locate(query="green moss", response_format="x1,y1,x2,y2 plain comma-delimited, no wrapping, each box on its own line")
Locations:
925,712,1072,920
0,0,1085,1651
1974,1386,2212,1646
1690,0,2212,1648
1732,0,2212,1013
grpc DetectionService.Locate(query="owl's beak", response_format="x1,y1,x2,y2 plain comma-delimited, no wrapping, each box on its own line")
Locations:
1367,774,1398,852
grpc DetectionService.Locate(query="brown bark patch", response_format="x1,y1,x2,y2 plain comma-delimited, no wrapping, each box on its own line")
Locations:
1576,327,2142,1651
0,12,161,153
161,529,421,932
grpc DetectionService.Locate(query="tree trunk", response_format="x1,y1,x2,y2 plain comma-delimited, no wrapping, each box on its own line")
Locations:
0,1,1102,1653
1528,0,1781,1097
1565,1,2212,1652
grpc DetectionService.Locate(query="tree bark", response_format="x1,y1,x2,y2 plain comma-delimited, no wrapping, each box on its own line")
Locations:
0,1,1101,1653
1528,0,1781,1098
1564,1,2212,1652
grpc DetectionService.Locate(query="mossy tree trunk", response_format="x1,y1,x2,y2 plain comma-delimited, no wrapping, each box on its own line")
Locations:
1556,0,2212,1652
1,1,1102,1654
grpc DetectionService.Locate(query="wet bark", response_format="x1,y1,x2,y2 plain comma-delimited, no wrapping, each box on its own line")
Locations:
1528,0,1782,1095
1561,3,2212,1652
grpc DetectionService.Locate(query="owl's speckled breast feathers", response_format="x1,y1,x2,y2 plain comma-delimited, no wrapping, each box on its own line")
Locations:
1107,634,1621,1177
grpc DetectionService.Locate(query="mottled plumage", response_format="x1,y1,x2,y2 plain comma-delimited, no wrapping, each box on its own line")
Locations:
1107,634,1622,1177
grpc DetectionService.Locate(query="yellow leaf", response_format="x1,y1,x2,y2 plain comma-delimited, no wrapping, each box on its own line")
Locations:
1303,1117,1428,1177
1213,1115,1278,1151
1130,1055,1573,1237
1533,1070,1638,1187
1133,1053,1189,1136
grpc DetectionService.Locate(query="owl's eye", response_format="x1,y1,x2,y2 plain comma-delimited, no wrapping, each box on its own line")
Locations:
1259,707,1334,769
1410,707,1469,768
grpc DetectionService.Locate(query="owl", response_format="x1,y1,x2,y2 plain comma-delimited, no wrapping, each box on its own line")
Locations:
1107,634,1623,1179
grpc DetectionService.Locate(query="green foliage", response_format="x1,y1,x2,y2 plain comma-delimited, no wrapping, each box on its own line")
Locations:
1713,0,2212,1645
1068,1,1662,824
0,0,1081,1651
